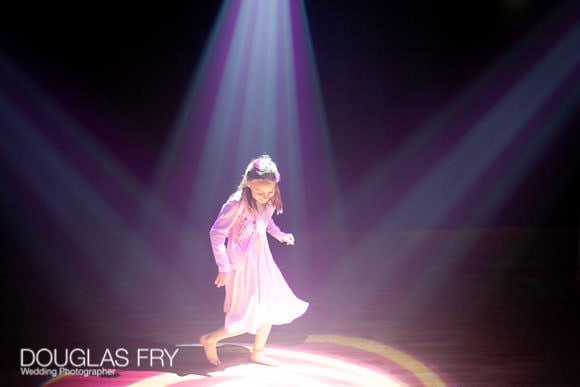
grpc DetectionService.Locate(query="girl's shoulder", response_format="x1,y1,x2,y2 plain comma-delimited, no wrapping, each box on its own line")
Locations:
218,191,247,219
225,190,249,212
226,190,244,204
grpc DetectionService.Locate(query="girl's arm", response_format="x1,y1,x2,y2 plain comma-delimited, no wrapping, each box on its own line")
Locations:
209,196,243,272
266,217,288,242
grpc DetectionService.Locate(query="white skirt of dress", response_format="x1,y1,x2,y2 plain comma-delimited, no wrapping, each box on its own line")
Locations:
223,234,309,335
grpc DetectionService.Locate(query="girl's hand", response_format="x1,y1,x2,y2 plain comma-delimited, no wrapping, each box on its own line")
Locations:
214,272,230,288
281,233,295,245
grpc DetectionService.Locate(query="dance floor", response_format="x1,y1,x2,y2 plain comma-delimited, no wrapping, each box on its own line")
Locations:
37,313,577,386
43,336,445,386
6,229,578,386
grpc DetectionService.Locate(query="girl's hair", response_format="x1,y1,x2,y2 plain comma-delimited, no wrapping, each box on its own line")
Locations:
237,154,283,214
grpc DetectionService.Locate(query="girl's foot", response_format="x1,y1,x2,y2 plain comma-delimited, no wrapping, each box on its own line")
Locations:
199,334,221,366
250,348,280,367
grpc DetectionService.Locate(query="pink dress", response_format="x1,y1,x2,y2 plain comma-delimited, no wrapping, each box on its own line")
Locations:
209,190,309,334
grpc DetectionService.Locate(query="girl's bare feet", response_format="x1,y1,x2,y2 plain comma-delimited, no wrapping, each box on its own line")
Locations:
199,334,221,366
250,348,280,367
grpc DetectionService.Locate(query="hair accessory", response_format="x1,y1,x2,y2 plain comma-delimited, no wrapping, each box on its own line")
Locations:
253,159,261,170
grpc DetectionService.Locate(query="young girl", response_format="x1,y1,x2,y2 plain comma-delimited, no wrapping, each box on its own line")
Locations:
199,155,309,366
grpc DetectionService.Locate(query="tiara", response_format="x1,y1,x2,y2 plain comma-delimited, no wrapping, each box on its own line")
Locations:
252,159,281,183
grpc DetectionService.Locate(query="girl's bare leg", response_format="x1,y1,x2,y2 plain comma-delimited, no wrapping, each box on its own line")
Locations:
250,324,279,366
199,327,245,366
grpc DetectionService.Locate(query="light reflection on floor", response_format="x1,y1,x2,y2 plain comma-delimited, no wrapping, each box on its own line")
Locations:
44,335,447,386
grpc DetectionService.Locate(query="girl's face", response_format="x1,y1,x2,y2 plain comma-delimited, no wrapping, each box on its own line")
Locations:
247,180,276,205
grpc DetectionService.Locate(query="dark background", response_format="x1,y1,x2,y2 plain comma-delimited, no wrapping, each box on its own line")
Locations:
1,1,579,385
1,0,578,228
